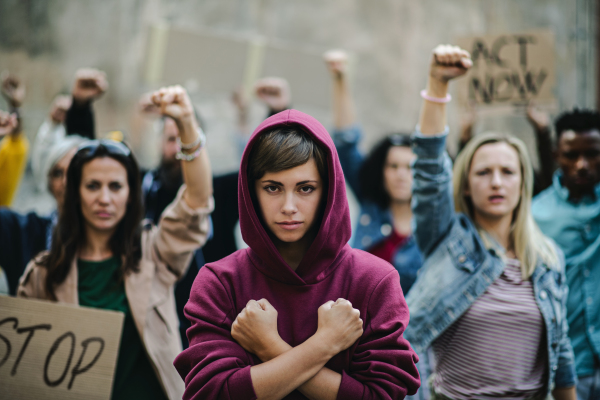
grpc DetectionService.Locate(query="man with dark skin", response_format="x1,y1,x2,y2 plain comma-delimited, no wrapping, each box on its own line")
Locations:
533,109,600,400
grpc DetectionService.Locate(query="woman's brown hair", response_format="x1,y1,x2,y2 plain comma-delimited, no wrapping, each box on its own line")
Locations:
247,125,328,182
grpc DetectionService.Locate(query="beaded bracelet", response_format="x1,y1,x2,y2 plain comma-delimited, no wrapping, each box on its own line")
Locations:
177,127,205,149
176,128,206,162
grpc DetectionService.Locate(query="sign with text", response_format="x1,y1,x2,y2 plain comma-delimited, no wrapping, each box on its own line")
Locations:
0,295,124,400
456,30,556,107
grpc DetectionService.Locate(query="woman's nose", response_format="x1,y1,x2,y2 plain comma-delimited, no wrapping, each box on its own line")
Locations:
281,193,297,214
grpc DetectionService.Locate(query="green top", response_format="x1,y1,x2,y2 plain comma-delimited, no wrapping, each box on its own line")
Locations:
78,257,167,400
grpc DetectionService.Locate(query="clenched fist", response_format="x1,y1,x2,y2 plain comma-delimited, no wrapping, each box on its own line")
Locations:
315,298,363,357
150,85,195,123
0,110,18,136
49,95,72,124
1,72,26,108
231,299,287,361
429,44,472,83
255,77,291,113
323,50,348,79
72,68,108,104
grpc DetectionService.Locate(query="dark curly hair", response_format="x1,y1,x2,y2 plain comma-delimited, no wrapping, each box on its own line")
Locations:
358,133,412,209
555,108,600,142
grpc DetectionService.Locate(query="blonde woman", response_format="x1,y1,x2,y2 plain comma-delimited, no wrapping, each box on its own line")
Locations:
404,45,576,400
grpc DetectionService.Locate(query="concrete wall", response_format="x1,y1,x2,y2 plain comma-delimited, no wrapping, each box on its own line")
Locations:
0,0,596,176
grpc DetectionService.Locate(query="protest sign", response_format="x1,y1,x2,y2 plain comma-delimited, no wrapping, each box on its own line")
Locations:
0,295,124,400
456,30,556,108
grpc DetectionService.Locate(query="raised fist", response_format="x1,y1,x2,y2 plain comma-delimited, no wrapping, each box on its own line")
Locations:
429,44,472,83
526,103,550,132
1,72,26,108
49,95,72,124
72,68,108,104
150,85,195,123
0,110,18,136
138,92,161,116
255,77,291,112
323,50,349,78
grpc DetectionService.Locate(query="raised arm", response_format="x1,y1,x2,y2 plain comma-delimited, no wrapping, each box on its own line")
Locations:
526,103,555,194
412,45,472,256
324,50,364,197
1,71,25,134
151,85,212,209
66,68,107,139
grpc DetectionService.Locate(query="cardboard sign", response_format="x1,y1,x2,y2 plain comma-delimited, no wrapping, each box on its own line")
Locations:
456,30,556,107
0,295,124,400
145,26,331,108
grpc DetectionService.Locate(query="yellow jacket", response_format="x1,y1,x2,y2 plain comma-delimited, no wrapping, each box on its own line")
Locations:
0,132,29,206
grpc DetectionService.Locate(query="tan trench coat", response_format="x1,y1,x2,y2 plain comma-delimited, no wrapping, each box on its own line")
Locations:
18,186,213,400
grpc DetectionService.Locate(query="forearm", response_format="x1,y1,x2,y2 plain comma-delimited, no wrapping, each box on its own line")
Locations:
251,335,335,400
418,78,448,135
332,75,356,130
552,386,576,400
178,117,213,209
259,339,341,400
535,126,554,191
65,100,94,139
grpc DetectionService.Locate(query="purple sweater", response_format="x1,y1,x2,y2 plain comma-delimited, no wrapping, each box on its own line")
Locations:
174,110,420,399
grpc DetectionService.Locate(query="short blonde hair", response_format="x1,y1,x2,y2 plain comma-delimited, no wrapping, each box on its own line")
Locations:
453,132,558,278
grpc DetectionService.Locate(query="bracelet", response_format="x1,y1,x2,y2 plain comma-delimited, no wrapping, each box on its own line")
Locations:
177,127,206,149
176,145,203,161
420,89,451,103
176,128,206,162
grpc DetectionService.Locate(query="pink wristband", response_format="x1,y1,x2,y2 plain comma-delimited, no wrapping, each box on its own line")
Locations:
420,89,451,103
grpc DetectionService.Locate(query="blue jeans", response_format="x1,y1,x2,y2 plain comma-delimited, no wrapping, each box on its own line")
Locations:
578,368,600,400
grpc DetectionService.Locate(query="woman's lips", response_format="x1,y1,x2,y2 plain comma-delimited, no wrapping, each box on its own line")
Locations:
488,195,505,204
95,211,112,218
276,221,303,230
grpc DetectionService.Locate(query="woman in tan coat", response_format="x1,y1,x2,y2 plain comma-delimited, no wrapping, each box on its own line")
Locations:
18,85,213,400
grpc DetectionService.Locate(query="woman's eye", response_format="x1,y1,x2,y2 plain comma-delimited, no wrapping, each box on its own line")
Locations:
299,186,315,194
476,170,489,176
264,185,279,193
503,169,515,175
109,182,123,191
86,182,99,190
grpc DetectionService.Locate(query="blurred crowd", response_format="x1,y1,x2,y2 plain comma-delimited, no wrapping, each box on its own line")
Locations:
0,43,599,400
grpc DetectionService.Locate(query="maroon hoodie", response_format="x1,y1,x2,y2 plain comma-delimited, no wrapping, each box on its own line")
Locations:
174,110,420,399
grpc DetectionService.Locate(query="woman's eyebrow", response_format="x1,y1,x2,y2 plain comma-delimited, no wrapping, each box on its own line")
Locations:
261,179,283,185
296,180,318,185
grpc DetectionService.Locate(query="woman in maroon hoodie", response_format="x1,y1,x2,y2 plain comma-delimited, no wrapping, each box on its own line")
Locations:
174,109,420,399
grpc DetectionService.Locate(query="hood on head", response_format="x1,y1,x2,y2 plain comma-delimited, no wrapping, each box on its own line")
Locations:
238,109,351,285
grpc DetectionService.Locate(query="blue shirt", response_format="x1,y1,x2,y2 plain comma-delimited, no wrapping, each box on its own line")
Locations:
533,171,600,378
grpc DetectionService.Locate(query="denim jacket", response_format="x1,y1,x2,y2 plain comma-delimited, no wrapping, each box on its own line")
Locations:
404,129,577,392
333,125,423,294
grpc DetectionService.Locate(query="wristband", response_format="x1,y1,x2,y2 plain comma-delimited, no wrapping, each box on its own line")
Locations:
176,145,203,162
420,90,451,103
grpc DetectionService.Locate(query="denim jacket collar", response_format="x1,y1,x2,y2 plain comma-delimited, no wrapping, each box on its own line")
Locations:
552,170,600,204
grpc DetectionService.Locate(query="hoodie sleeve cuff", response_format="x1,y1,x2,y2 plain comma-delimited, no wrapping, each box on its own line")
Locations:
336,371,365,400
227,366,257,400
411,125,449,159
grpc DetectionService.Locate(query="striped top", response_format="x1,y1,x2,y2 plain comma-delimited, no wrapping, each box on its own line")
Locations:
432,259,546,399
